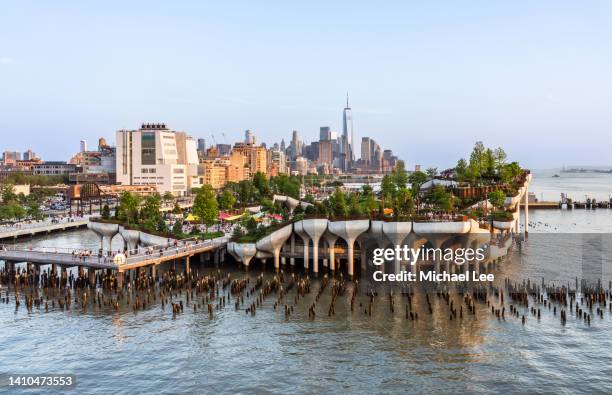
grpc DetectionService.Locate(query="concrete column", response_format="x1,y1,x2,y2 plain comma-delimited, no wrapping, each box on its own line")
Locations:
51,264,57,276
515,202,521,234
294,222,310,271
185,256,191,275
290,234,295,266
300,219,328,274
382,222,412,274
255,224,292,272
234,244,256,268
78,266,84,277
89,268,96,287
324,233,338,272
360,241,367,273
116,271,124,288
524,186,529,235
150,264,157,280
301,238,309,270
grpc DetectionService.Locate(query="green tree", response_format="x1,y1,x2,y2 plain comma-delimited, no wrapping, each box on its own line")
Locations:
425,186,455,213
395,187,414,217
380,174,396,205
455,158,468,182
408,171,427,195
101,204,111,219
392,161,408,189
330,187,347,217
238,180,253,207
172,220,183,235
192,184,219,232
348,194,362,216
26,200,44,220
117,192,141,225
0,184,17,203
484,148,496,180
488,189,507,210
493,147,507,172
425,167,438,179
361,184,378,216
252,172,270,196
218,189,237,210
469,141,486,183
270,174,301,198
140,193,163,231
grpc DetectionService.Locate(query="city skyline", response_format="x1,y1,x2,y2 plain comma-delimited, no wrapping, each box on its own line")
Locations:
2,1,612,168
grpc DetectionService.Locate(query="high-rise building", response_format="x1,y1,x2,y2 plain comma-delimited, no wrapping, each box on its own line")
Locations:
216,144,231,156
269,149,287,176
342,94,354,167
289,130,302,160
319,126,332,141
245,130,256,145
361,137,371,166
295,156,308,176
23,150,36,161
80,140,87,153
233,138,268,177
197,138,206,154
116,123,201,196
318,140,333,167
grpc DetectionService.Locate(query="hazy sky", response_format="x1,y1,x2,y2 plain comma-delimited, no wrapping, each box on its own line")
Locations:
1,1,612,169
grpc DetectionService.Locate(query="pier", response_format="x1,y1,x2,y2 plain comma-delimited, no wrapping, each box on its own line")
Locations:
0,218,89,240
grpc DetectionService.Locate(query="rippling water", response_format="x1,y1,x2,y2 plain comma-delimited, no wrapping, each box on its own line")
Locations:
1,172,612,394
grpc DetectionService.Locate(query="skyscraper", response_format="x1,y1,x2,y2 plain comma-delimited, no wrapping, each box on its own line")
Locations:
245,129,256,145
342,94,354,167
197,138,206,154
319,126,332,141
361,137,371,166
80,140,88,152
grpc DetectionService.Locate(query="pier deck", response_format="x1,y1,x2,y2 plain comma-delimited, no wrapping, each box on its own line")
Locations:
0,237,228,271
0,219,89,240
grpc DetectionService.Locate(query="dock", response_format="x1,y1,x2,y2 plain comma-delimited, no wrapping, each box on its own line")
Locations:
0,219,89,240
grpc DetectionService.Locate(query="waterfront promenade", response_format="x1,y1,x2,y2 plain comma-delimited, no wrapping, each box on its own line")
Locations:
0,236,229,271
0,217,89,240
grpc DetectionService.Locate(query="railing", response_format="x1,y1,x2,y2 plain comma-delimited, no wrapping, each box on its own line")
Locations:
0,235,230,266
0,216,88,233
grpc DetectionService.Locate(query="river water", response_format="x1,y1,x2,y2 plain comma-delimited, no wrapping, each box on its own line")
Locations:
1,171,612,394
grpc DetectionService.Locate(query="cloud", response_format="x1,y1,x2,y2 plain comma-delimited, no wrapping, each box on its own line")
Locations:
0,57,13,64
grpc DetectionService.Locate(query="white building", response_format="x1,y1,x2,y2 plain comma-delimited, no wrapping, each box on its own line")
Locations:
116,123,201,196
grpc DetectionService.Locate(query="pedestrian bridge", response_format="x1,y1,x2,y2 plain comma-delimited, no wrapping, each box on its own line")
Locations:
0,236,229,272
0,218,89,240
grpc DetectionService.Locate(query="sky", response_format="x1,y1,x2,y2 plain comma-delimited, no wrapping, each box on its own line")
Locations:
1,0,612,170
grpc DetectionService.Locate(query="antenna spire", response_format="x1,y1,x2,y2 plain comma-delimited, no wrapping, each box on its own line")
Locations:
346,92,349,108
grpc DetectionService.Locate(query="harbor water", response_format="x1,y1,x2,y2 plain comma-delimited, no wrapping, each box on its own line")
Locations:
1,172,612,394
